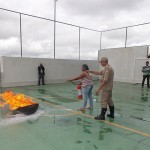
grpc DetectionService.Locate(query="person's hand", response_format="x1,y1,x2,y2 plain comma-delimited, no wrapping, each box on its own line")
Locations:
77,82,82,85
85,70,89,73
66,79,72,82
99,71,103,76
95,90,100,95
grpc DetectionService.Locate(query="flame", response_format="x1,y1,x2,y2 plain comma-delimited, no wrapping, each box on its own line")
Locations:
0,91,36,110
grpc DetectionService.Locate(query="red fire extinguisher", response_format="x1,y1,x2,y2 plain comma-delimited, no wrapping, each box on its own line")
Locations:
77,84,82,99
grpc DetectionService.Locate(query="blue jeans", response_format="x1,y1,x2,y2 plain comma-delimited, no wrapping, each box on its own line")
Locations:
82,85,93,109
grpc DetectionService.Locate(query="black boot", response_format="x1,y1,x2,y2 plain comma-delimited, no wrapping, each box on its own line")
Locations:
95,108,107,120
107,106,114,119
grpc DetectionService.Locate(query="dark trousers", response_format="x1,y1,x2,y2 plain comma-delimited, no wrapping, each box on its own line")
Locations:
142,75,149,87
38,74,45,85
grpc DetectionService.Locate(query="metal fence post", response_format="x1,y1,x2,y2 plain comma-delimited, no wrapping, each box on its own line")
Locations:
19,13,23,57
53,0,57,59
100,32,102,50
125,27,128,48
79,27,81,60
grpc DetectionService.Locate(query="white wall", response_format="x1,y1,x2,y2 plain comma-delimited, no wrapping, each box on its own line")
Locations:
98,46,148,83
1,45,148,87
134,58,150,84
0,56,99,87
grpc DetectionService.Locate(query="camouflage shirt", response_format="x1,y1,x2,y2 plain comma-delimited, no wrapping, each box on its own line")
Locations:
101,64,114,91
142,66,150,75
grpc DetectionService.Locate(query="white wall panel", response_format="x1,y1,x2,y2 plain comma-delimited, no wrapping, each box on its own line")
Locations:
98,46,148,83
1,57,99,87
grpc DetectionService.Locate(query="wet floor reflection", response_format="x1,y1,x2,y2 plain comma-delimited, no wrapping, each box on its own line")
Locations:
141,88,149,102
38,89,46,94
77,118,92,134
77,117,113,141
98,125,113,141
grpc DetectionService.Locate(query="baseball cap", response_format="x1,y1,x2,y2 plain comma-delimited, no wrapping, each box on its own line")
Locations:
100,57,108,62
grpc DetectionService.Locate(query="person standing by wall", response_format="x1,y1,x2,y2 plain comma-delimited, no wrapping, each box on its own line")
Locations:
38,64,45,85
67,64,93,112
142,61,150,88
90,57,114,120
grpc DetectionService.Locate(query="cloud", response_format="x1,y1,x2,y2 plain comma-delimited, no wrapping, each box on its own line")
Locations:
0,0,54,18
56,0,150,30
0,37,20,56
1,0,150,59
61,0,142,17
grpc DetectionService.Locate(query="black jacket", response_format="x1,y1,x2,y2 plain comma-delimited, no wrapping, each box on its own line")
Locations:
38,65,45,75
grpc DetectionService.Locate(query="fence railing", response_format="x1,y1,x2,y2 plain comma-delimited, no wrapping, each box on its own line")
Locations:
0,7,150,60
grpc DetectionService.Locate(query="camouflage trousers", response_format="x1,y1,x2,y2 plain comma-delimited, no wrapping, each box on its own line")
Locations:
101,90,114,108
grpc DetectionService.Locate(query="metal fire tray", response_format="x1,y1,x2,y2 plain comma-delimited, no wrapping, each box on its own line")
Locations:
13,103,39,115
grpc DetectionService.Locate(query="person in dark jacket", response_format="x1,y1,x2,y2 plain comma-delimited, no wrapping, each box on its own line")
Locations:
38,64,45,85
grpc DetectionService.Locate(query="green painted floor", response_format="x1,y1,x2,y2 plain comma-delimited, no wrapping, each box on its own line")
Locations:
0,81,150,150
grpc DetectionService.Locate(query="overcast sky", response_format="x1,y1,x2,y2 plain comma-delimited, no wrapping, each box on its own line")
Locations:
0,0,150,59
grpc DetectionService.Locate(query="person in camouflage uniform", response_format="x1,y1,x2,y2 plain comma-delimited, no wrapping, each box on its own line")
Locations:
142,61,150,88
90,57,114,120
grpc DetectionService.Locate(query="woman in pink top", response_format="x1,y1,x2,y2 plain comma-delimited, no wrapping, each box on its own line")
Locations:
67,64,93,112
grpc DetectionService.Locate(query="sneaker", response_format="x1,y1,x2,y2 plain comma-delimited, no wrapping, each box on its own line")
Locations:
86,106,91,109
94,114,105,120
78,107,85,112
86,106,93,110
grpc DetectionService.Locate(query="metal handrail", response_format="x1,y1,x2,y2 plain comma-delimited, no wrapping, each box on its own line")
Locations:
0,7,101,33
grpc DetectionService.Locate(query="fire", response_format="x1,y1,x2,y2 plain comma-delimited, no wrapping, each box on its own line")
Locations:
0,91,36,110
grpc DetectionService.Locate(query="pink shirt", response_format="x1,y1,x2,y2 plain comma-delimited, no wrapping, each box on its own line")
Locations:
82,72,93,87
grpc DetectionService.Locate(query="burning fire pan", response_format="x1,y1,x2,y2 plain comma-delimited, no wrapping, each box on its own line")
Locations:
13,103,39,115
